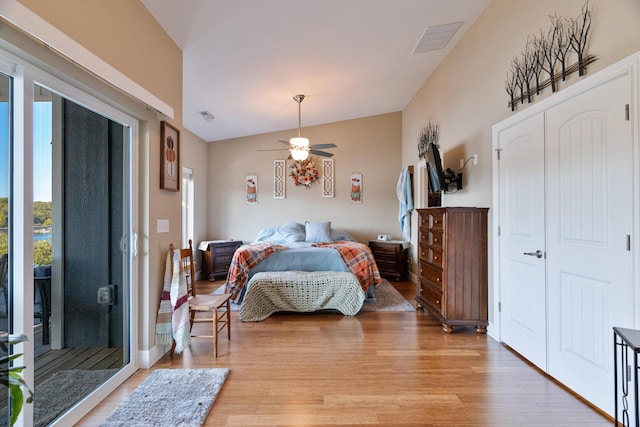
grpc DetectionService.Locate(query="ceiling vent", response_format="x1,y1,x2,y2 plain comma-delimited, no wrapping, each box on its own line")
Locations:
413,21,463,54
199,111,215,122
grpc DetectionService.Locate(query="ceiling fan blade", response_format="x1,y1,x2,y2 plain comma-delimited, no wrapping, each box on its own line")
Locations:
310,149,334,157
257,148,290,152
309,143,336,149
278,140,291,145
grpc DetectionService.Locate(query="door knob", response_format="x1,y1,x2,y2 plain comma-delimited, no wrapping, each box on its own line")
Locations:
523,250,543,259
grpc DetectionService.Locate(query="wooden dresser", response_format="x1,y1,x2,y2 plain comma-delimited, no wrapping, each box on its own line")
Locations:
200,240,243,281
416,207,489,333
368,240,408,281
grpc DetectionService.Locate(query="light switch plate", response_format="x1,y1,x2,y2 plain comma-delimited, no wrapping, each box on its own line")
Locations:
157,219,170,233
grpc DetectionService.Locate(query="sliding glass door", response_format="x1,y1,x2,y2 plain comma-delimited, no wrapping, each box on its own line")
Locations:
0,50,138,426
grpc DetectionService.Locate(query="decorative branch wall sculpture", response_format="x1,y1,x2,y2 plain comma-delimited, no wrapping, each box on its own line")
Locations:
417,119,439,160
505,1,596,111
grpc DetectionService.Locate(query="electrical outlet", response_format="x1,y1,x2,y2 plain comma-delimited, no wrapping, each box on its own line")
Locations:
472,154,478,165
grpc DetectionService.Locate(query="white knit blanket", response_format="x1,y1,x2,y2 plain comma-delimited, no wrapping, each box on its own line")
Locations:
155,250,191,353
239,271,365,322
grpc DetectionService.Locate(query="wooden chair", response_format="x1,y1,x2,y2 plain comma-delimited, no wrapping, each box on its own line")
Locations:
33,267,51,345
0,255,50,344
172,239,231,357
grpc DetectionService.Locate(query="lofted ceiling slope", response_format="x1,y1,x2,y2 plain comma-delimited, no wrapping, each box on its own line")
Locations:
140,0,490,142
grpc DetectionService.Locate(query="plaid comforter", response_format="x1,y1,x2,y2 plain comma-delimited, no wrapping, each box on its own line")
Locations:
224,242,286,301
311,241,382,292
225,240,382,303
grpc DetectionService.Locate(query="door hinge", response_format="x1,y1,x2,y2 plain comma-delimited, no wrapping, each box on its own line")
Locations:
498,301,502,313
497,226,501,236
626,104,630,121
627,234,631,251
495,148,501,160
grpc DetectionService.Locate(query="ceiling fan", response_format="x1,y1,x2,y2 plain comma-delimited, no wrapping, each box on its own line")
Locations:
258,94,337,160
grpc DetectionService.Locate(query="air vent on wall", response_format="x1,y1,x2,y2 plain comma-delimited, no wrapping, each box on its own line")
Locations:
413,21,463,54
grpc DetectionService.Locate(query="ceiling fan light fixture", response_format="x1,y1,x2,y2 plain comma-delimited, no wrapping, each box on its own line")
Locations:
290,96,310,161
290,136,309,148
291,146,309,161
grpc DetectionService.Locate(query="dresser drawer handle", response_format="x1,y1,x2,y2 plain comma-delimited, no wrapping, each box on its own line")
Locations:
436,300,440,305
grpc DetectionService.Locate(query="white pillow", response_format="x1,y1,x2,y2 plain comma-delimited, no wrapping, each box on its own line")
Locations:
254,226,286,243
279,222,306,242
305,221,332,243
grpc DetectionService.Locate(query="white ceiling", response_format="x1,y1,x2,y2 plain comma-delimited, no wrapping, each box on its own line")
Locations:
140,0,491,142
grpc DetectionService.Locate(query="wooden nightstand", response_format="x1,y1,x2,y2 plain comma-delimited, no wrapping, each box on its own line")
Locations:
199,240,243,281
368,240,409,281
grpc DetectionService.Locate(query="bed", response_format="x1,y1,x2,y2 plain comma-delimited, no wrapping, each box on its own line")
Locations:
223,221,381,318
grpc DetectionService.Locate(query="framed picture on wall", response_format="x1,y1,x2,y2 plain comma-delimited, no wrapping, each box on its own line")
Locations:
350,172,362,203
160,121,180,191
246,173,258,204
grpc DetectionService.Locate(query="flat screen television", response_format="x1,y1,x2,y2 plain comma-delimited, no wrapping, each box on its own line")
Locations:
426,142,446,192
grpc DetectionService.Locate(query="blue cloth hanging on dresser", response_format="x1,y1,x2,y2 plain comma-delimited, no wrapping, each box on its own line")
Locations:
396,167,413,241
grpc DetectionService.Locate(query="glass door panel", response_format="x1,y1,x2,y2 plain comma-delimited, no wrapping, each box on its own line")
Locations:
31,84,131,423
33,87,52,356
0,71,12,427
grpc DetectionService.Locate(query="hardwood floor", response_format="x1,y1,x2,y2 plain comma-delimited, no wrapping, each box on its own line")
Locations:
78,280,610,426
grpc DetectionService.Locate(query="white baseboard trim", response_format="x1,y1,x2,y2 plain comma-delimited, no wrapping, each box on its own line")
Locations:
137,344,169,369
487,323,499,342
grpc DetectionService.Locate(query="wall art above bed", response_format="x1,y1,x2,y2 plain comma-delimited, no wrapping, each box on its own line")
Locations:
289,157,319,189
350,172,362,203
245,173,258,204
322,158,334,198
274,160,286,199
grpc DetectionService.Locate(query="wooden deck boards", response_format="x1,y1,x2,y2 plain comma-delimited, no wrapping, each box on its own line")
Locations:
35,347,124,384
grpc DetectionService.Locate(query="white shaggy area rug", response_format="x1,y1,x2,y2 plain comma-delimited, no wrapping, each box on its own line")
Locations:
101,368,229,427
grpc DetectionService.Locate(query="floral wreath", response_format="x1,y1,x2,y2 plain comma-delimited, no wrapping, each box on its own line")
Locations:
289,157,319,189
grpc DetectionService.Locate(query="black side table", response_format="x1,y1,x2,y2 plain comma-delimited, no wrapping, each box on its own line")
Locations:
614,327,640,426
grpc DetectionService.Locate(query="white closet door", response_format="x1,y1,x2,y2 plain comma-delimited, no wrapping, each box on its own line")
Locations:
497,112,547,369
546,73,632,414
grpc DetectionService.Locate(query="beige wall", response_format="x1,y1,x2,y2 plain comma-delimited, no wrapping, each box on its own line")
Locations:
207,112,403,244
16,0,201,354
402,0,640,321
19,0,180,123
181,128,211,268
